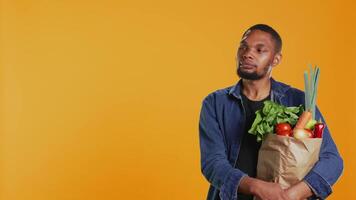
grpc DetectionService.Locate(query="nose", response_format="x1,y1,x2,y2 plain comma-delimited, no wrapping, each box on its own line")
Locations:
242,48,253,60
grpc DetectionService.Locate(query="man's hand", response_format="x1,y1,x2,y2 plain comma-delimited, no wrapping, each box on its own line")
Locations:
253,180,291,200
238,176,291,200
284,181,313,200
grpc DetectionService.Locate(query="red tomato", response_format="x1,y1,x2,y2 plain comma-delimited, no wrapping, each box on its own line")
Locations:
276,130,292,137
275,123,292,136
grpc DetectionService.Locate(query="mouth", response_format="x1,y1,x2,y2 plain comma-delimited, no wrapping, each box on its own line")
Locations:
239,62,256,69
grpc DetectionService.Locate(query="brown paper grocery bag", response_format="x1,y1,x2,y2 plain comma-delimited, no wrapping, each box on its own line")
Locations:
256,134,322,189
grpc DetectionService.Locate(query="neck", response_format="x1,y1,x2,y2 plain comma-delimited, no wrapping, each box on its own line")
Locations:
241,76,271,101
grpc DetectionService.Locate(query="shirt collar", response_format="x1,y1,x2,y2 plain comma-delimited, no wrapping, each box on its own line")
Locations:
228,77,289,100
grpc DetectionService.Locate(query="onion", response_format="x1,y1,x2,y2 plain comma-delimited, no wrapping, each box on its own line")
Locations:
293,128,313,140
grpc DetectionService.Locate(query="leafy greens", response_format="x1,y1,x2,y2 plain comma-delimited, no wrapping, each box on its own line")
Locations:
248,100,304,142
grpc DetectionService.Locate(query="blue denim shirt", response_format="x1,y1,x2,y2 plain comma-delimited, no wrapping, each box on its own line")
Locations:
199,78,343,200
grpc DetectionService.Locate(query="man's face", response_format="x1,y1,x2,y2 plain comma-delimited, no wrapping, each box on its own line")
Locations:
237,29,281,80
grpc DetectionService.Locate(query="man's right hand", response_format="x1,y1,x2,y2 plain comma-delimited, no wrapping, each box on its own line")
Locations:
238,176,291,200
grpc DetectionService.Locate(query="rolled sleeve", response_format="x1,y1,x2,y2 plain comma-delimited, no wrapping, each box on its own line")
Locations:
304,170,332,199
219,170,248,200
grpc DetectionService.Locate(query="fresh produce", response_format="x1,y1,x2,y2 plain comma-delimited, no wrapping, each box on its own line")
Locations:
276,130,292,137
305,119,317,130
294,111,312,129
292,66,319,132
303,66,320,120
313,122,325,138
248,101,303,141
291,65,326,140
275,123,292,137
293,128,313,139
249,65,326,141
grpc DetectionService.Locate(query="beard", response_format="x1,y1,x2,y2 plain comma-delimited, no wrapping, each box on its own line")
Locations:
237,63,271,80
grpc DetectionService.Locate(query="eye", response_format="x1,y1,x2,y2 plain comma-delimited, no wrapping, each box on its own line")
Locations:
257,48,267,53
238,45,247,50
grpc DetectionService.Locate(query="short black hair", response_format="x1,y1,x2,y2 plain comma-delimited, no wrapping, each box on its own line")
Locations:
242,24,282,53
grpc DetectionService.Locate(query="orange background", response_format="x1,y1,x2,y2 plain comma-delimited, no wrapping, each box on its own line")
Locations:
1,0,355,199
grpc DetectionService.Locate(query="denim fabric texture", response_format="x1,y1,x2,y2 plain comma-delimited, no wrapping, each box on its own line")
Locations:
199,78,343,200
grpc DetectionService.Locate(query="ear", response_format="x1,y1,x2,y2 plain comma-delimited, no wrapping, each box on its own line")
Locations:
272,53,282,67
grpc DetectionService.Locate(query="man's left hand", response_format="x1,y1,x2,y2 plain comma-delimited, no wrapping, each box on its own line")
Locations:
285,181,313,200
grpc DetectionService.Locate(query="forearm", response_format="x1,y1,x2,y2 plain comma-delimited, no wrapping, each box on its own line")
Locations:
238,176,292,200
237,176,257,195
286,181,313,200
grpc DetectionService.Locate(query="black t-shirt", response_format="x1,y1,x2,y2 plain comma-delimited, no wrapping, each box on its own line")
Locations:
235,93,271,200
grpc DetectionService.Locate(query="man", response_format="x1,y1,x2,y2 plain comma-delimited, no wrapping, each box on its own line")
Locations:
198,24,343,200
